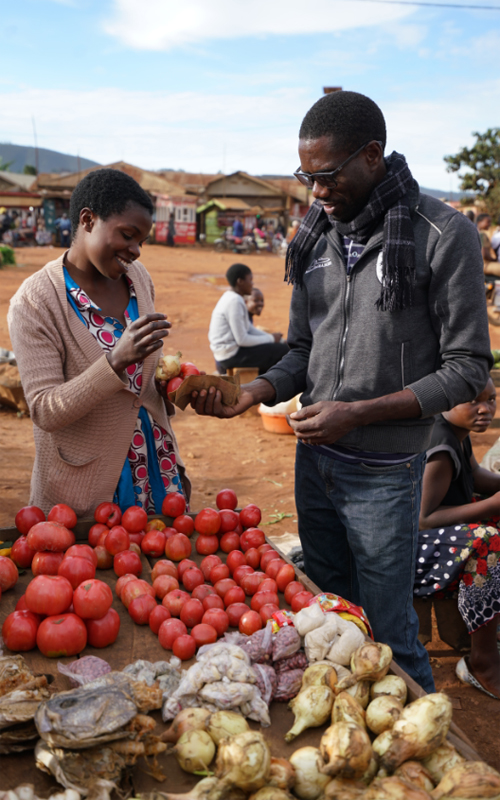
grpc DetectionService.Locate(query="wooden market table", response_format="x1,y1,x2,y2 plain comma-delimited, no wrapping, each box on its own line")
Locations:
0,516,481,795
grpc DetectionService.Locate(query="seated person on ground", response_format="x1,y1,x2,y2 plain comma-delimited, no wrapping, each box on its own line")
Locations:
209,263,288,375
415,377,500,699
245,287,264,325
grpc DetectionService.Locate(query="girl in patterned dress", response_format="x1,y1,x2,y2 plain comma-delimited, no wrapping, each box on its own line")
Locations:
415,377,500,699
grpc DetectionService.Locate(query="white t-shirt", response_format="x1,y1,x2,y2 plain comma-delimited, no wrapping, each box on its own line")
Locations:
208,290,274,361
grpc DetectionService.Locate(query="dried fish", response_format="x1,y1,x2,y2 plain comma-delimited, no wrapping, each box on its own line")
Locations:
0,655,38,697
81,670,163,711
35,740,122,798
0,685,51,730
0,720,39,753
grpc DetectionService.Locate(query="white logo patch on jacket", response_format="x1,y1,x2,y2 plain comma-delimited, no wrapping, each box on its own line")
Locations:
376,251,385,285
305,256,332,274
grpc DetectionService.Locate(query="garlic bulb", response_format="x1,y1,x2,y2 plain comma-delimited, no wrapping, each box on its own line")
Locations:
301,662,337,691
211,731,271,798
156,351,182,381
288,747,331,800
370,675,407,705
332,692,367,729
421,741,465,784
365,695,403,735
362,776,433,799
162,707,212,743
345,680,371,709
205,710,249,745
394,761,434,793
319,722,373,779
323,777,366,799
269,758,295,790
175,729,215,774
431,761,500,800
284,685,334,742
373,693,453,773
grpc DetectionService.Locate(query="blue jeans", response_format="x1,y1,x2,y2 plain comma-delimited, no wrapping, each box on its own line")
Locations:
295,442,435,693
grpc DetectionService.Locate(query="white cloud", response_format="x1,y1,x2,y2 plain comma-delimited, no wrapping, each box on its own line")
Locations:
103,0,412,51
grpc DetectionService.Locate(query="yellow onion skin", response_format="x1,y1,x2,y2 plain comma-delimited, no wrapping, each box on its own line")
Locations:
285,685,334,743
162,708,212,743
344,680,371,709
269,758,295,790
362,776,433,799
394,761,435,792
361,757,379,785
156,351,182,381
301,662,337,691
371,675,408,705
323,776,366,799
205,710,249,745
365,695,403,735
288,747,330,800
421,742,465,784
431,761,500,800
175,729,215,774
349,642,393,683
248,789,293,800
319,722,373,780
332,691,367,729
211,731,271,798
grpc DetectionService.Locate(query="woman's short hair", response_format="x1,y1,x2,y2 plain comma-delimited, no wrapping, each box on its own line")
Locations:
70,168,154,238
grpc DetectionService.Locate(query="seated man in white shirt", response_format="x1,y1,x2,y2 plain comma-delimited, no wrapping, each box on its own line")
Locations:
209,263,289,375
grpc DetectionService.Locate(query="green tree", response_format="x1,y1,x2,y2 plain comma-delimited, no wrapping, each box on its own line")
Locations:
0,158,13,172
444,128,500,219
23,164,37,175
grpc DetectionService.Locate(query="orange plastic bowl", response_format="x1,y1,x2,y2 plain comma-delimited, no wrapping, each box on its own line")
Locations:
259,411,294,435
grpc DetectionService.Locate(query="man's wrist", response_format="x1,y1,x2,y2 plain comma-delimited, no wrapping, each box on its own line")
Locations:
349,389,421,428
245,378,277,405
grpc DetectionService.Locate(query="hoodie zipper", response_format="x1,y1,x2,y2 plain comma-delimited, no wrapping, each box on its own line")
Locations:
333,272,352,401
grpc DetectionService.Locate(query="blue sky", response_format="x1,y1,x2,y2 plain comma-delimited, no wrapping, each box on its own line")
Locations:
2,0,500,190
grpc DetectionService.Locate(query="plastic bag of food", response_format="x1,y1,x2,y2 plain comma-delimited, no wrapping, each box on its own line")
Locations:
272,626,301,661
326,617,366,666
240,621,274,663
274,651,308,673
294,603,326,637
253,663,277,705
274,669,305,702
304,614,338,662
57,657,111,687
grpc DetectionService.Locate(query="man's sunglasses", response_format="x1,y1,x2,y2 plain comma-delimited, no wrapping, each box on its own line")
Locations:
294,140,382,189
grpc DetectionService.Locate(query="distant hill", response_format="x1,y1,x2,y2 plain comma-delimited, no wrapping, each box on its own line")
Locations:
260,175,471,202
0,144,100,174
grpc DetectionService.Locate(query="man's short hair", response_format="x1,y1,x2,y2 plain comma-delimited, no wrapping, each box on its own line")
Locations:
70,168,154,239
226,263,251,287
476,213,491,226
299,90,387,153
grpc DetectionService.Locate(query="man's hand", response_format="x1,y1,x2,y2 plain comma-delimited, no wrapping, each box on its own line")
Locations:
190,378,276,419
107,313,170,374
288,401,360,445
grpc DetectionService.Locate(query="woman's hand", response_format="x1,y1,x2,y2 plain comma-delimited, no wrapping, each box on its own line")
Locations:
107,313,170,374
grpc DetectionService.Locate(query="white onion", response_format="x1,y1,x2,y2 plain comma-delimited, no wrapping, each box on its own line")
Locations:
175,729,215,774
365,695,403,735
289,746,331,800
370,675,407,705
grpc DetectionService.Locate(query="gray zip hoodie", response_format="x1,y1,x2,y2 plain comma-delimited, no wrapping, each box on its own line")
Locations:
263,192,492,454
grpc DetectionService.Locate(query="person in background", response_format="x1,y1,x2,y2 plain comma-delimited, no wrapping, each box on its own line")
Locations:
232,216,244,238
56,212,71,248
245,287,264,324
465,209,476,223
167,212,176,247
416,377,500,700
477,213,499,277
286,219,300,242
491,214,500,260
209,263,288,375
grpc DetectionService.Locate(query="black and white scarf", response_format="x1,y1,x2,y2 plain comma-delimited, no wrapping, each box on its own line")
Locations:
285,151,419,311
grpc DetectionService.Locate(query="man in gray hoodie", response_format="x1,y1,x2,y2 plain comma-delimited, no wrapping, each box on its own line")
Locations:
191,91,492,691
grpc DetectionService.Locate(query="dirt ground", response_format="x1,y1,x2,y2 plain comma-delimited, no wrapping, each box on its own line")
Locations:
1,243,499,767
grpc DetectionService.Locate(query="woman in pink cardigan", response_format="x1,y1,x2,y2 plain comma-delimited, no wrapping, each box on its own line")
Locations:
8,169,189,519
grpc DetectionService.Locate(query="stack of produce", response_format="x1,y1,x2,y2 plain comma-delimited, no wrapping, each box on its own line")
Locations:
0,655,51,754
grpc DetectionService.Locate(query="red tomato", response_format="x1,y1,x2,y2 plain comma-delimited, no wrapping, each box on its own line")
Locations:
173,515,195,537
2,610,39,651
129,543,141,558
251,591,279,612
97,531,109,548
259,578,278,594
208,564,229,584
219,532,240,553
129,594,157,625
258,543,273,556
216,488,238,511
192,584,217,602
48,503,77,529
284,581,304,605
276,564,296,592
37,613,87,657
191,623,217,647
224,585,246,607
240,572,266,596
122,506,148,533
15,506,45,535
180,361,200,378
146,519,166,532
195,508,221,536
128,532,145,547
94,545,113,570
240,528,266,552
202,608,229,637
233,564,254,585
180,598,204,627
200,554,222,581
151,560,178,582
85,607,120,647
105,526,130,555
195,534,219,556
158,618,187,649
121,579,155,608
149,604,171,635
177,559,197,581
115,573,139,598
140,530,166,557
172,633,196,661
260,550,281,571
219,509,239,534
32,551,64,576
162,492,186,519
113,550,142,578
27,521,73,553
163,527,177,541
165,533,192,561
226,550,246,574
226,603,250,627
213,578,236,600
244,548,260,569
11,537,36,569
265,559,287,580
58,556,96,589
291,591,315,612
162,588,191,617
153,574,179,599
182,567,205,593
94,502,122,528
260,604,279,624
88,524,109,549
15,594,28,611
202,594,224,611
65,544,98,567
25,574,72,615
167,375,183,395
73,579,113,620
239,504,262,528
239,609,262,635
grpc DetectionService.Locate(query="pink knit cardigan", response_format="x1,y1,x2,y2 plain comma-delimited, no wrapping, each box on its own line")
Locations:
7,254,186,518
